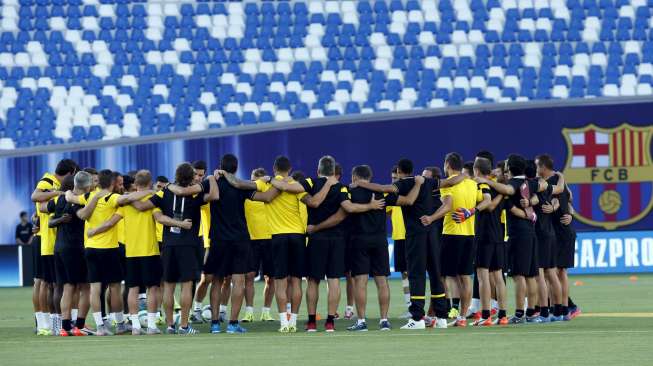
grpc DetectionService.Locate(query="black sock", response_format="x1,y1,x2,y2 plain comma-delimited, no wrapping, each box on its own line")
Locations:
308,314,316,323
554,304,563,317
75,317,85,329
540,306,550,318
482,310,491,319
526,308,535,317
562,306,569,316
515,309,524,318
211,320,220,325
326,315,335,323
534,305,541,314
452,298,460,310
498,310,506,319
62,319,72,331
568,297,576,308
229,320,238,325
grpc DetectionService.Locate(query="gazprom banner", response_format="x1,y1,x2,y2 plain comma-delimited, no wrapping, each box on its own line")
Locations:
570,231,653,274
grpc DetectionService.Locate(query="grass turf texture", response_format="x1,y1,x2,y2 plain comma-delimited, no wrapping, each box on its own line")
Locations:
0,275,651,365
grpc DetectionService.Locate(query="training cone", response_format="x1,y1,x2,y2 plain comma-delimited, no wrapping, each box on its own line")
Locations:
574,280,584,286
316,313,322,321
629,275,638,282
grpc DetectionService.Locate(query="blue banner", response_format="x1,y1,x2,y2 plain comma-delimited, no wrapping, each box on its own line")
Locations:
569,231,653,274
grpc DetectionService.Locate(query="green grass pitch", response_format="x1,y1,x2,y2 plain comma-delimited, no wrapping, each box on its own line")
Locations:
0,275,651,366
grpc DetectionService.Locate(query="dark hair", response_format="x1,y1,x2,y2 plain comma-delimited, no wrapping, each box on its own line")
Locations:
134,170,152,187
83,167,98,175
352,165,372,180
127,170,138,178
60,175,75,192
220,154,238,174
122,174,135,191
98,169,115,189
525,159,537,179
112,171,122,179
192,160,207,171
273,156,291,173
474,158,492,175
397,159,413,175
476,151,495,167
175,163,195,187
335,163,342,178
445,152,464,171
318,155,336,176
55,159,78,176
20,211,28,218
252,167,267,179
423,166,441,179
536,154,554,170
507,154,527,176
463,161,474,174
156,176,169,183
291,171,305,181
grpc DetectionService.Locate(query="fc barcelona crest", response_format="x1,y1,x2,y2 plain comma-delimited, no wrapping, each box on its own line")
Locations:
562,124,653,230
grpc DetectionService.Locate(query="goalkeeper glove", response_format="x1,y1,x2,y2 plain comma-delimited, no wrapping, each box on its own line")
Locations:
452,207,476,223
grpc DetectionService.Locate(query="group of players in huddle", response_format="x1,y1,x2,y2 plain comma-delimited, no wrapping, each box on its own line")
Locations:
28,150,581,336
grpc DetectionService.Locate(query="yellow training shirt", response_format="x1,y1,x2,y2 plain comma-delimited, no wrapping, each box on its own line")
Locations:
265,176,307,235
80,192,122,249
440,176,481,236
120,195,161,257
245,180,272,240
35,173,60,255
200,203,211,248
389,206,406,241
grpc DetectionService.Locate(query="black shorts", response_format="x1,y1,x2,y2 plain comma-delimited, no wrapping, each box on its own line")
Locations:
441,235,476,276
555,228,576,269
475,238,505,272
195,244,205,278
393,239,407,273
349,235,390,277
508,233,538,277
54,249,87,285
33,236,43,280
536,234,556,269
306,235,345,280
85,247,124,284
126,256,162,288
249,239,273,276
204,240,250,277
41,254,56,283
270,233,306,279
161,245,199,283
344,235,354,273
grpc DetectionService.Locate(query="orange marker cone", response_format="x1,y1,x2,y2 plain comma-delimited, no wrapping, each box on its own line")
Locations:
574,280,584,286
629,275,638,282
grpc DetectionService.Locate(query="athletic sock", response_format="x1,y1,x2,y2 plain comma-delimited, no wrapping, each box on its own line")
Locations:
36,312,44,330
229,320,238,326
290,313,297,326
452,298,460,310
193,301,202,311
561,305,569,316
43,313,51,329
515,309,525,318
491,299,499,310
261,307,270,313
75,317,85,329
62,319,72,331
357,318,366,325
93,312,104,328
211,319,220,325
130,314,141,329
280,313,289,327
245,306,254,314
71,309,78,322
526,308,536,317
113,312,124,324
482,310,491,319
534,305,541,314
145,313,156,329
553,304,563,317
380,318,388,323
568,297,576,308
403,293,411,307
308,314,316,323
326,314,335,324
286,303,291,312
470,298,481,312
498,309,507,319
540,306,550,318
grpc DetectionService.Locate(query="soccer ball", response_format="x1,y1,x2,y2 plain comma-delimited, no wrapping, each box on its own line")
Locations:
138,310,148,327
201,305,212,322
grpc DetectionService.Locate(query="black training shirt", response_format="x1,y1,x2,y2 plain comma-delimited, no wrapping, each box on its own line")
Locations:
349,186,398,237
300,177,349,237
150,183,206,247
506,177,539,236
474,184,503,243
393,177,440,235
16,222,33,244
210,177,255,242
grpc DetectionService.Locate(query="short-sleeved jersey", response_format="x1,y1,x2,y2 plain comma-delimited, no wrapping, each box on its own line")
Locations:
393,177,440,235
506,177,540,236
52,195,85,252
116,216,125,245
245,180,272,240
42,196,60,255
199,203,211,248
80,192,122,249
210,177,256,242
35,173,60,254
349,187,398,236
156,221,163,243
474,183,504,243
388,206,406,240
440,176,480,236
552,180,576,237
16,223,33,243
150,186,205,247
266,176,307,235
121,195,161,257
535,175,556,238
300,177,348,237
